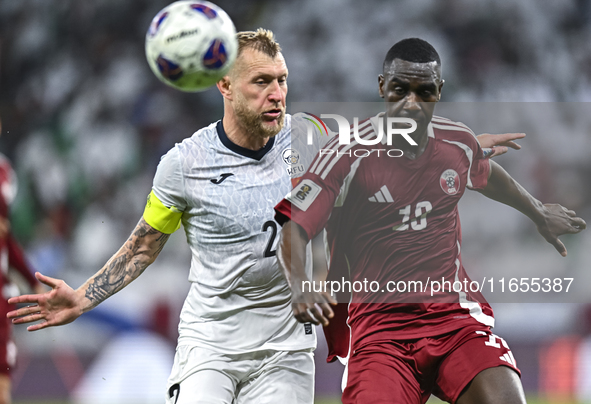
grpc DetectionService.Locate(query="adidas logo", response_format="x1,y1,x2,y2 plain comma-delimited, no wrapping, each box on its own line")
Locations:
369,185,394,203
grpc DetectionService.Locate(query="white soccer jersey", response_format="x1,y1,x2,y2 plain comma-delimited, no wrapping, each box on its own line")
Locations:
151,113,329,354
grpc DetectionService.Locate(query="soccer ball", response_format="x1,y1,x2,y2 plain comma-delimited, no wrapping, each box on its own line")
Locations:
145,1,238,92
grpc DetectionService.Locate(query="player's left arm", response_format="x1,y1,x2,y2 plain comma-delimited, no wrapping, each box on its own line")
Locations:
477,160,586,256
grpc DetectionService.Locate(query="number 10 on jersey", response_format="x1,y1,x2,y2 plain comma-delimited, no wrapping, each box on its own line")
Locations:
392,201,433,231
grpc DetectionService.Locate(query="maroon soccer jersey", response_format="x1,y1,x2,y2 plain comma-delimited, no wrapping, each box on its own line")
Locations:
275,114,495,361
0,153,38,376
0,154,37,294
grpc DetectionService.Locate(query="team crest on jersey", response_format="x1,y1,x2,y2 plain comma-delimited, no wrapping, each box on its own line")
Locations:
282,148,305,177
440,169,460,195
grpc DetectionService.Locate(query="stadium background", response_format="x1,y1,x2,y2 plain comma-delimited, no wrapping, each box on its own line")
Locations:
1,0,591,402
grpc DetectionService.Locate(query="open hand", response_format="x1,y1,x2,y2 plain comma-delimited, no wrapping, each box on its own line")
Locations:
7,272,84,331
477,132,526,158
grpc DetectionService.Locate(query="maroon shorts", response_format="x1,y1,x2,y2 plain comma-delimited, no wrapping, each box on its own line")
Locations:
342,325,520,404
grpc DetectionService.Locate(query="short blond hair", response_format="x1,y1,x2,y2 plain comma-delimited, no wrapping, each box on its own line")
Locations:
237,28,281,58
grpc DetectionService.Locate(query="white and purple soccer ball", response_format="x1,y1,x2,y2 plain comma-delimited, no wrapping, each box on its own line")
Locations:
145,1,238,92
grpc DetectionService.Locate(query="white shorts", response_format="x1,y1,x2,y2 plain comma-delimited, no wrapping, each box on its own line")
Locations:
165,345,314,404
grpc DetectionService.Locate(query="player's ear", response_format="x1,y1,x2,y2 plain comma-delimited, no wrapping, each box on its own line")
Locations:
437,79,444,101
217,75,232,100
378,74,385,99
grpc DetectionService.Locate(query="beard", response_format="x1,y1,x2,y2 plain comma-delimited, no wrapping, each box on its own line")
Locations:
234,93,285,140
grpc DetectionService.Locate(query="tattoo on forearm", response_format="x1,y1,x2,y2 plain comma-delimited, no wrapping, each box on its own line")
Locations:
85,255,127,303
85,219,170,306
153,233,168,257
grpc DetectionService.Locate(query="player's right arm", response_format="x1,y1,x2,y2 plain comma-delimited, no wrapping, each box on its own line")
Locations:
275,132,359,325
277,219,335,326
7,218,170,331
7,146,186,331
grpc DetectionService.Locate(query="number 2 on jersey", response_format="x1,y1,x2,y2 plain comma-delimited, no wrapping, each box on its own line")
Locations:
262,220,278,257
393,201,433,231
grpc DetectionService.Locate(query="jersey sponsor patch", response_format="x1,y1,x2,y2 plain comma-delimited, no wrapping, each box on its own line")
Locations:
304,323,313,335
440,169,460,195
286,179,322,212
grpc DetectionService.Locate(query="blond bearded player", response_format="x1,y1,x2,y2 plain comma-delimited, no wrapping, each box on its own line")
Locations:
7,30,330,404
8,30,523,403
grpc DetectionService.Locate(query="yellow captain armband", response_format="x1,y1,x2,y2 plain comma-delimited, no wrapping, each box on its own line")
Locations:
143,190,183,234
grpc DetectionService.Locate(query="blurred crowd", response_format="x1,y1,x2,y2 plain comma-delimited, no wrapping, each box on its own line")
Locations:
0,0,590,357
